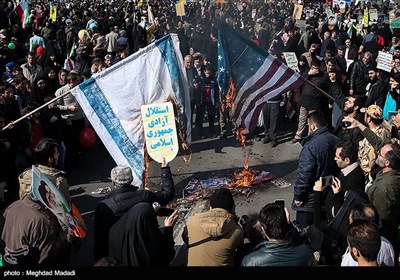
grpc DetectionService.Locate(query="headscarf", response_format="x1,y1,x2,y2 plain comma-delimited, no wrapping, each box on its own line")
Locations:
108,202,175,266
324,189,370,249
44,66,61,95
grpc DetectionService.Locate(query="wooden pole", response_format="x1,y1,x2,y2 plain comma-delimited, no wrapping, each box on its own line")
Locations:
1,89,72,131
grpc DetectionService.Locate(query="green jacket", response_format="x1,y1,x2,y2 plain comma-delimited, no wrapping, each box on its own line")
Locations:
367,169,400,242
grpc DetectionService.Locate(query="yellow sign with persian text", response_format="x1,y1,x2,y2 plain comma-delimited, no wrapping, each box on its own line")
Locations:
141,102,178,163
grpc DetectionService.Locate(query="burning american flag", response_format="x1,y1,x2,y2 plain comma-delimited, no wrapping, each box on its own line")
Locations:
217,20,305,136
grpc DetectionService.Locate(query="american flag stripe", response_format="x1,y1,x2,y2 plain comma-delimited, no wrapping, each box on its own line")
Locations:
218,21,305,135
233,57,279,114
237,68,305,128
233,58,286,120
243,77,305,134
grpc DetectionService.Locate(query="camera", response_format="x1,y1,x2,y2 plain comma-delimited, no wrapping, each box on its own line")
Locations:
322,175,334,186
341,121,351,128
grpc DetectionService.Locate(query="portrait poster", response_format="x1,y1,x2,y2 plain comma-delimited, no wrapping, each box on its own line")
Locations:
31,165,87,237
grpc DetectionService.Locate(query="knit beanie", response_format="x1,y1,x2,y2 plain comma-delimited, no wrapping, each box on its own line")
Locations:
209,187,234,212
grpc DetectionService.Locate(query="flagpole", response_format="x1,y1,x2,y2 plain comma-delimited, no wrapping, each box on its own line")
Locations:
1,90,72,131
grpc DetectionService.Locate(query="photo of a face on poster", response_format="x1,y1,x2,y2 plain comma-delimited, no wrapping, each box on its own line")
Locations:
31,165,87,237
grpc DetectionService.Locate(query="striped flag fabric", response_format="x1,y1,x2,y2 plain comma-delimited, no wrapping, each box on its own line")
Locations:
15,0,30,29
217,21,304,135
70,34,190,188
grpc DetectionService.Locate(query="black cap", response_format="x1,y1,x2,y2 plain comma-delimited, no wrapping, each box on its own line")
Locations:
210,187,234,212
337,45,346,50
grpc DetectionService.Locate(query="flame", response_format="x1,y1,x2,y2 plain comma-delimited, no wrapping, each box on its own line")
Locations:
237,128,247,148
222,78,236,112
228,167,259,188
227,153,259,188
167,97,193,165
244,153,250,169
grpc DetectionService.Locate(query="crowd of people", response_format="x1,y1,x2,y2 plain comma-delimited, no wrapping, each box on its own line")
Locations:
0,0,399,268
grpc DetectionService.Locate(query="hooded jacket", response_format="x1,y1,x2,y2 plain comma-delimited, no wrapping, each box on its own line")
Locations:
183,208,244,266
0,197,69,265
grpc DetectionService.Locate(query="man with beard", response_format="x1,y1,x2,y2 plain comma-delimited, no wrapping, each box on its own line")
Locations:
333,95,364,145
299,43,319,69
358,105,391,184
342,116,400,260
366,143,400,263
346,221,381,267
364,67,386,109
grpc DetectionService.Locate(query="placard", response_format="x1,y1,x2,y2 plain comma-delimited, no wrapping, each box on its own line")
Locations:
283,52,299,72
377,51,393,72
293,4,303,20
141,102,179,163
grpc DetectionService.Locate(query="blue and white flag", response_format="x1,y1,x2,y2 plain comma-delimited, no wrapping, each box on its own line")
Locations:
218,21,304,135
70,34,190,188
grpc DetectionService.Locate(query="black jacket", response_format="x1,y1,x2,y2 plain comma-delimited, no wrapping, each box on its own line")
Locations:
324,164,365,221
333,112,364,146
300,71,330,110
93,166,175,261
365,79,386,109
349,60,369,94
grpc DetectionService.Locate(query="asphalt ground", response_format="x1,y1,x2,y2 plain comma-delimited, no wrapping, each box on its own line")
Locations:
0,116,302,268
65,117,301,266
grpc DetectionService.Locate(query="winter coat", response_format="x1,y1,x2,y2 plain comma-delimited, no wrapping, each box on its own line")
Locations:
292,126,339,212
241,231,312,266
183,208,244,266
93,166,174,261
367,169,400,244
0,197,69,265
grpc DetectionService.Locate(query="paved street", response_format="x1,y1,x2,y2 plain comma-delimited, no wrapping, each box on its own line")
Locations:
68,120,302,266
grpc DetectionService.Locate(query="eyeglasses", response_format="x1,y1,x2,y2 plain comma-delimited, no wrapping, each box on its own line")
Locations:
378,150,388,160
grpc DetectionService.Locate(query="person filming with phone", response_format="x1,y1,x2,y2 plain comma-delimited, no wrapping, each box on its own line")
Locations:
241,202,313,266
319,141,365,222
308,149,366,267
